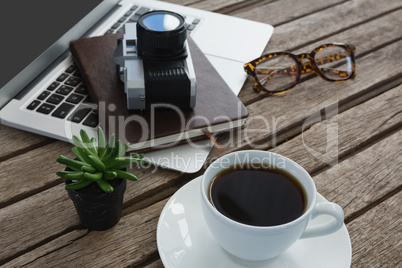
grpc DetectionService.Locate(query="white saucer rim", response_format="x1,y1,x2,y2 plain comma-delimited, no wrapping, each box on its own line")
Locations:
156,176,352,268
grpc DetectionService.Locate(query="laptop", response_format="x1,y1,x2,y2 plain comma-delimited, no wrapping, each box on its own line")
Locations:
0,0,273,173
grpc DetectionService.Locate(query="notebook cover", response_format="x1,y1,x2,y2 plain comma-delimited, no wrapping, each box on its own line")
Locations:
69,33,248,151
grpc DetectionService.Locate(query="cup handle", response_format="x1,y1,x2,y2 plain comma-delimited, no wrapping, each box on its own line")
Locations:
300,202,344,239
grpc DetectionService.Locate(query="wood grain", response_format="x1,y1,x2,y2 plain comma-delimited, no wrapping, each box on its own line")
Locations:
0,141,73,207
233,0,346,25
8,130,400,267
2,230,88,268
0,124,51,160
313,131,401,219
270,84,402,174
2,1,402,264
1,0,401,267
143,259,164,268
2,198,167,268
1,79,400,263
191,0,246,11
348,192,402,268
236,0,402,51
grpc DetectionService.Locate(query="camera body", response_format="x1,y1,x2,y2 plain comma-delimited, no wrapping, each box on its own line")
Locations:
114,11,196,110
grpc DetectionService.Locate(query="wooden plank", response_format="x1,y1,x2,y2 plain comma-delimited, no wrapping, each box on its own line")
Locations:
348,192,402,268
0,186,76,263
232,0,346,25
2,230,88,268
120,165,195,214
171,0,344,19
312,131,401,219
0,163,187,263
270,84,402,175
189,0,344,21
0,129,189,211
143,260,164,268
235,0,402,51
162,0,201,7
291,7,402,55
3,198,168,268
0,124,51,160
0,141,74,207
190,0,252,12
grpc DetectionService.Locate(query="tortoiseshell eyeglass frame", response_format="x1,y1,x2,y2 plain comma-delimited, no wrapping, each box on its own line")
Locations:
243,43,356,95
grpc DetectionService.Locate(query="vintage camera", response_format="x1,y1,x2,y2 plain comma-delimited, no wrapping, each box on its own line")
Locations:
114,10,196,110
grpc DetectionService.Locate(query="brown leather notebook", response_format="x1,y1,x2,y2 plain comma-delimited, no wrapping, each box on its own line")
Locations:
69,33,248,151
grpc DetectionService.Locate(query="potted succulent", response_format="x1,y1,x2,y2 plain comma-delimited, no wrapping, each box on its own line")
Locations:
56,127,144,231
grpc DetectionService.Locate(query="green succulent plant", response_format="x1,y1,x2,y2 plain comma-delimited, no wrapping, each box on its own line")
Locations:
56,127,144,193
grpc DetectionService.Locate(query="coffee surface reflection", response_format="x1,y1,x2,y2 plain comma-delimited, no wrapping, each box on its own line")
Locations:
208,164,307,226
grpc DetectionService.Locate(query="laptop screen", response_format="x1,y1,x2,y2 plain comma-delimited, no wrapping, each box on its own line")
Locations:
0,0,118,108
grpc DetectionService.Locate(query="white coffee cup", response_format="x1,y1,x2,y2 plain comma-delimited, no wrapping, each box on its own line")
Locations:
200,150,344,261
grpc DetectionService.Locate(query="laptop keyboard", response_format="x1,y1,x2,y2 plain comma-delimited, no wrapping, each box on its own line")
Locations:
26,5,201,129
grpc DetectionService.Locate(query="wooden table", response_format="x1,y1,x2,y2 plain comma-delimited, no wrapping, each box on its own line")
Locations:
1,0,401,267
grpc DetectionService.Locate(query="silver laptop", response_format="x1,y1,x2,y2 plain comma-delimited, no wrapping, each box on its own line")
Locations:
0,0,273,173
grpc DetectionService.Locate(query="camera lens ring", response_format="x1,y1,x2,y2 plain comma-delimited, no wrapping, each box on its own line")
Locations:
137,10,188,60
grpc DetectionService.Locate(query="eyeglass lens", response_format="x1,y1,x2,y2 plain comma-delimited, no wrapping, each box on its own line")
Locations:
255,55,298,93
314,46,353,80
254,46,353,93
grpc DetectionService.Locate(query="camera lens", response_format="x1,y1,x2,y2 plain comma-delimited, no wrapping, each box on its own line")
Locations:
137,10,187,60
142,13,181,31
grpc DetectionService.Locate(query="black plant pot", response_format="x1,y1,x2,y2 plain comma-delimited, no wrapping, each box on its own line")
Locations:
66,178,127,231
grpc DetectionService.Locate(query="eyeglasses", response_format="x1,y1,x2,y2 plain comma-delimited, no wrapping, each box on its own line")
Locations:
244,43,356,95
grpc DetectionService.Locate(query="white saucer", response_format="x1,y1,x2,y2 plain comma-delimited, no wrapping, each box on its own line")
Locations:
157,176,352,268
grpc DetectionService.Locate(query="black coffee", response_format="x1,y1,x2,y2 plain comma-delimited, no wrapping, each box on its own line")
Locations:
209,164,307,227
